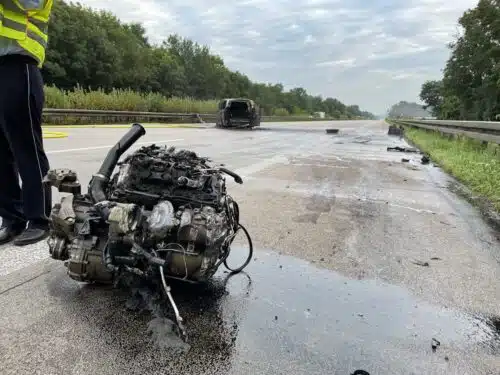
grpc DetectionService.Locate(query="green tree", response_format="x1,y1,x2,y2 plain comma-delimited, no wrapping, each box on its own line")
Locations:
42,0,375,119
419,80,444,117
419,0,500,120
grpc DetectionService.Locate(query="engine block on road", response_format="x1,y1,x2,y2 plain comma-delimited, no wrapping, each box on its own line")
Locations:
109,144,227,210
44,124,252,340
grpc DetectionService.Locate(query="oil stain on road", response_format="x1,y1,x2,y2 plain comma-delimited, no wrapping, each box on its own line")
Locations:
0,248,498,375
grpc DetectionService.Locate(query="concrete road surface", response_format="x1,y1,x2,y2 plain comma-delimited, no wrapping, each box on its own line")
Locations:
0,121,499,375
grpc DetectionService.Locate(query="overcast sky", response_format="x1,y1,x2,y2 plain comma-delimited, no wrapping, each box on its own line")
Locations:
79,0,478,115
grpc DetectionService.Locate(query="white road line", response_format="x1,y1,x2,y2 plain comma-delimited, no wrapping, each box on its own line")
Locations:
234,155,288,178
46,139,184,154
218,146,266,155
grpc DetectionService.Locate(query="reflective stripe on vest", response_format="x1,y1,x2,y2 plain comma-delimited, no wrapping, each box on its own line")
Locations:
0,0,52,67
30,18,48,34
0,9,27,40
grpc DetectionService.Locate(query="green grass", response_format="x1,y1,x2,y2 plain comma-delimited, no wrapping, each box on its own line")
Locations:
44,85,218,113
403,126,500,210
44,85,219,125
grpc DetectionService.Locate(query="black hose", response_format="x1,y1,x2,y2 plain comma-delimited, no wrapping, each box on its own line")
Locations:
132,243,166,266
88,123,146,218
223,223,253,273
220,167,243,184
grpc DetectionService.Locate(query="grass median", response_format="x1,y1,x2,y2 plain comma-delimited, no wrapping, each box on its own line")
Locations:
403,127,500,211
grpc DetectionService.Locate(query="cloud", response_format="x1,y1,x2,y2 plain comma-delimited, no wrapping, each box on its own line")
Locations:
78,0,478,114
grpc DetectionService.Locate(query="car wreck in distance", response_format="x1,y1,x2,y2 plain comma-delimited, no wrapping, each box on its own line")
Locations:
215,98,261,129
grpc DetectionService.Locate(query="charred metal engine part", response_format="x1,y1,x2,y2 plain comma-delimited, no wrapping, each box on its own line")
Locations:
387,146,419,153
45,123,253,340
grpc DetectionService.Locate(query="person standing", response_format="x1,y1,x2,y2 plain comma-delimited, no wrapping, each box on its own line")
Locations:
0,0,54,246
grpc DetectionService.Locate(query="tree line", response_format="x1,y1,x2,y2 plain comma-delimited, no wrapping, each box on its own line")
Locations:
419,0,500,121
387,101,432,119
41,1,375,119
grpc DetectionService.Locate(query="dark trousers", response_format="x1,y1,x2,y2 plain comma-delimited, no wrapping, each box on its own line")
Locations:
0,55,51,225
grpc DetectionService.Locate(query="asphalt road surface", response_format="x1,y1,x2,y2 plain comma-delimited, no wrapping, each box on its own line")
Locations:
0,121,499,375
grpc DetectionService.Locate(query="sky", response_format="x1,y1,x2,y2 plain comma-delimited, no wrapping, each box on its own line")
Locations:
79,0,479,115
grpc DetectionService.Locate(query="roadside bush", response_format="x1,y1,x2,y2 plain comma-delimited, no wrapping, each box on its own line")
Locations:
43,85,218,113
273,108,289,116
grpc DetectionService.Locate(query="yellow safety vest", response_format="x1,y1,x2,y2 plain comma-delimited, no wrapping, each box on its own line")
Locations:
0,0,53,67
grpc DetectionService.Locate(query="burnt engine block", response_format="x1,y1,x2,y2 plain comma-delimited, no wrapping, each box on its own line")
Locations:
47,144,241,284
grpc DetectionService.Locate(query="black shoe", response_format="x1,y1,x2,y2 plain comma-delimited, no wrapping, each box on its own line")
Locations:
13,221,49,247
0,219,27,245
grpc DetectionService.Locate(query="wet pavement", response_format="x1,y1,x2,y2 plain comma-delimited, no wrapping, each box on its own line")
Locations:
0,120,499,374
1,250,499,375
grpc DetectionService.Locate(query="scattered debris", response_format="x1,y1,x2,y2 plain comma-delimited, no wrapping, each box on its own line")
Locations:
353,136,371,144
326,128,339,134
320,257,325,262
195,113,205,123
431,338,441,352
388,125,403,136
421,155,430,164
412,260,430,267
274,315,278,321
402,158,410,163
444,356,449,361
387,146,419,153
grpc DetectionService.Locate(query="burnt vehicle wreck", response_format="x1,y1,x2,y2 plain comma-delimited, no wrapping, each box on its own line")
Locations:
215,98,261,129
44,123,253,340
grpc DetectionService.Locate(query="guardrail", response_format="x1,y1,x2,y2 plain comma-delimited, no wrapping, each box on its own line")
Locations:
43,108,208,124
41,108,334,124
387,118,500,144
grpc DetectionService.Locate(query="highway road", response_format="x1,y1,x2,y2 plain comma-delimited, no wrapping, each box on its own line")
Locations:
0,120,499,375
